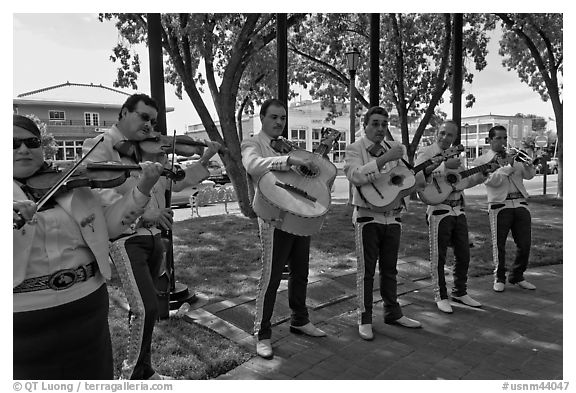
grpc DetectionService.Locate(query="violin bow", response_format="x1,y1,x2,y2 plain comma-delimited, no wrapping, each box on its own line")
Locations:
13,136,104,229
35,137,104,211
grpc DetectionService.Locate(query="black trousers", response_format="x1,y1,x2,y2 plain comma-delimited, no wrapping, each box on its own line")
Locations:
355,220,403,325
254,219,310,340
14,284,113,380
427,210,470,300
110,232,164,380
489,202,532,284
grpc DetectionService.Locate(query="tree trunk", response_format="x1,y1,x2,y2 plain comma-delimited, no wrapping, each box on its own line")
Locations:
551,98,562,198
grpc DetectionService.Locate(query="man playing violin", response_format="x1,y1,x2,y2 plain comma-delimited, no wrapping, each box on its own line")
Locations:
415,120,486,314
82,93,220,380
472,125,536,293
344,106,425,341
13,114,163,379
241,98,326,360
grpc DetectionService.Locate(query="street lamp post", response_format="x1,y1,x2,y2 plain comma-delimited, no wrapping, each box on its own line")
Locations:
464,123,469,168
346,48,360,145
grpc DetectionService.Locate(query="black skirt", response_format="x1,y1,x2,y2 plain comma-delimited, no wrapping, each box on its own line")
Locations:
13,284,113,380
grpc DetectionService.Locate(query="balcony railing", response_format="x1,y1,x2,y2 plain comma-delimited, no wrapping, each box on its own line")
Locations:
41,119,116,127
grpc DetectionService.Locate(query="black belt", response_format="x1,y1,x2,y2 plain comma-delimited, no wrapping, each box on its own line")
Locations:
13,262,98,293
442,199,462,207
506,192,524,200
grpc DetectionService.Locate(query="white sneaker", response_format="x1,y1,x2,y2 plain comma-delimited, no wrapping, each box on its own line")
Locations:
493,281,505,292
436,299,453,313
358,324,374,340
515,280,536,290
452,294,482,308
256,339,273,359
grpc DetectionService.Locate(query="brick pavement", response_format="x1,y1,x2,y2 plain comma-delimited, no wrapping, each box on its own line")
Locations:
182,260,563,380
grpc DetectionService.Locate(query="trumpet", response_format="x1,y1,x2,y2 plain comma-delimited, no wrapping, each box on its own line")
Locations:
507,147,539,165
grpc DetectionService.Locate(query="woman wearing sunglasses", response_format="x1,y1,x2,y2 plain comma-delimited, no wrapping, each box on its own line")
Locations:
13,114,164,379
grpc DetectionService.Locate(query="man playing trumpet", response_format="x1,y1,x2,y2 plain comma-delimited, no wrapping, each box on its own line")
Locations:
472,125,536,293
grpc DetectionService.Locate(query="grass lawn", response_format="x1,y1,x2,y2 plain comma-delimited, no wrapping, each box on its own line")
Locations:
107,194,562,379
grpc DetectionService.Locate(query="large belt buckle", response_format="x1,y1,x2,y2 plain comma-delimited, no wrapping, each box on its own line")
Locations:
48,269,78,290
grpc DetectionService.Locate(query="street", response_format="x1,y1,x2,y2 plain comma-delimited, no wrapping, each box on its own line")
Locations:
172,173,559,222
331,173,558,200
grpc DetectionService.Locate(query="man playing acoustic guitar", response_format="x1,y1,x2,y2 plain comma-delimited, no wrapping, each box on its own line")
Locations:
415,120,486,314
344,106,426,341
241,98,327,360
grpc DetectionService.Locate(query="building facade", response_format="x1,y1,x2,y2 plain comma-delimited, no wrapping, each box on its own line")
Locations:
459,114,533,160
13,82,173,162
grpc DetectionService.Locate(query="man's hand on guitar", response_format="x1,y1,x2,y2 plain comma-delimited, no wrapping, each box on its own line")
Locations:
288,155,314,171
383,144,405,162
444,157,461,170
424,156,443,175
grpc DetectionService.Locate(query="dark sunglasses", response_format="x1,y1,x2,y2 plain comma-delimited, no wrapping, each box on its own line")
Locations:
134,111,157,126
13,137,42,149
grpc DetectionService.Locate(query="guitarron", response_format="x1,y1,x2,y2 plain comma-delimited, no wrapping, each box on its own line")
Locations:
253,128,342,236
358,145,464,212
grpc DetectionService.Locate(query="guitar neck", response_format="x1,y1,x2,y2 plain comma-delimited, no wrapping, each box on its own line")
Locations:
412,160,433,175
459,162,494,179
314,139,337,156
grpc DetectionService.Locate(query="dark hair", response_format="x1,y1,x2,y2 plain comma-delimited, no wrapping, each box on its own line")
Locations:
259,98,287,118
13,114,41,138
488,125,507,139
363,106,389,127
119,93,158,120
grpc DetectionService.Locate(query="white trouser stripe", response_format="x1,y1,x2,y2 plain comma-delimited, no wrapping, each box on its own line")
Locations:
253,218,275,336
109,236,146,380
427,212,449,302
354,221,370,324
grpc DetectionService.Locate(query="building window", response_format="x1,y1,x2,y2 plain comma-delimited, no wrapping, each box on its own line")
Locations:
85,112,100,126
290,128,307,150
49,110,66,124
331,132,346,163
332,141,347,163
512,124,519,139
311,128,322,151
55,140,84,161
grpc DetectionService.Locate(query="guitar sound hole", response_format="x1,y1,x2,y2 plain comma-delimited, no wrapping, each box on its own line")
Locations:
446,174,457,184
390,175,403,186
296,165,319,178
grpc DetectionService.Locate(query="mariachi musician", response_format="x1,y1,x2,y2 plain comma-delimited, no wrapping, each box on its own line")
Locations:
82,93,220,380
13,114,164,379
241,98,327,360
415,120,485,314
472,125,536,293
344,106,426,341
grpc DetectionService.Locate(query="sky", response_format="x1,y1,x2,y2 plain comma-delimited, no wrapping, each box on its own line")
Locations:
11,13,561,135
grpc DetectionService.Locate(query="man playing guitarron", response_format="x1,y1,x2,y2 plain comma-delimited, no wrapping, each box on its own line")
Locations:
241,98,327,360
344,106,425,341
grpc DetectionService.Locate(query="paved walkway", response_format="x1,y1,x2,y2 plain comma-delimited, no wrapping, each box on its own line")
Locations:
172,196,563,381
182,259,563,380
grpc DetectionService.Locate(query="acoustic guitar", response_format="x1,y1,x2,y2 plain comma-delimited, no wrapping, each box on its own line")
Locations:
358,145,464,212
417,159,501,205
252,128,342,236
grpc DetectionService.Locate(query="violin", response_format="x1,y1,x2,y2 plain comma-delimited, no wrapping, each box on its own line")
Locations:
13,161,184,230
139,131,226,160
22,162,184,203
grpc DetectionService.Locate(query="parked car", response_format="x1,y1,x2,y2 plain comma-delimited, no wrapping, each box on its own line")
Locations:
536,157,558,175
178,159,230,185
170,180,215,208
